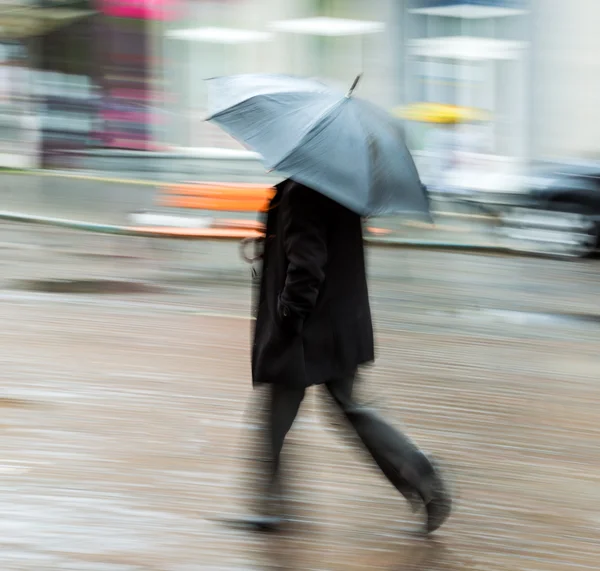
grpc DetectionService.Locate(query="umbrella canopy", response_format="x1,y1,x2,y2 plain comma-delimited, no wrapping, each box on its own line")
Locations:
205,74,430,218
397,102,490,124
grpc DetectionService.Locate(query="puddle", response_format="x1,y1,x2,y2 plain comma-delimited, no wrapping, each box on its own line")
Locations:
12,280,163,295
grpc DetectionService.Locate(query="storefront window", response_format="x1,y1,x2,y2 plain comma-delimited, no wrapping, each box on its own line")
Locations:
0,39,38,167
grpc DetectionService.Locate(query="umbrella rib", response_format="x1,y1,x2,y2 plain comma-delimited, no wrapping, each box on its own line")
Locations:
205,93,268,122
205,84,333,122
352,104,376,214
269,97,348,172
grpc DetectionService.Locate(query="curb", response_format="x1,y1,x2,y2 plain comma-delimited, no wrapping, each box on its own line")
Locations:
2,168,160,187
0,210,507,253
0,211,133,236
366,236,505,253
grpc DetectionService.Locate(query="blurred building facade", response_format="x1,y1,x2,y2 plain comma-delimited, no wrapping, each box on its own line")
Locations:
529,0,600,160
0,1,101,167
1,0,599,168
159,0,400,150
157,0,600,164
157,0,530,159
404,0,600,161
0,0,167,167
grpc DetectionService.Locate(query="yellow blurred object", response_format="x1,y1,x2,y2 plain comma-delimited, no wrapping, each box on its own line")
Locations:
395,103,490,124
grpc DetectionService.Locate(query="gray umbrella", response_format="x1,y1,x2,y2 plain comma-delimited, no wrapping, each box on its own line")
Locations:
206,73,430,218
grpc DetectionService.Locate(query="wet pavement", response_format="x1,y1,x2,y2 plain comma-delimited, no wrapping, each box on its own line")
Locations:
0,233,600,569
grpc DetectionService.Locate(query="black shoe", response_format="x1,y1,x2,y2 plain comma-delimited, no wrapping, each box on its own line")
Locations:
419,456,452,534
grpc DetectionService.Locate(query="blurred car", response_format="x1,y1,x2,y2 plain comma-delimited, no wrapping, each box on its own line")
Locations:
501,162,600,258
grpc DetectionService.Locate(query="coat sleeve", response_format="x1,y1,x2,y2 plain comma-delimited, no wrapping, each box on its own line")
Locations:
278,184,328,334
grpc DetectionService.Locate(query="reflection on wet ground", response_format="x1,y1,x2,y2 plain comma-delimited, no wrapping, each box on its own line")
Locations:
13,279,163,295
0,240,599,569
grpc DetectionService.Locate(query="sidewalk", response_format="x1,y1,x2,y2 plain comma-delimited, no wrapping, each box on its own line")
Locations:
0,282,598,569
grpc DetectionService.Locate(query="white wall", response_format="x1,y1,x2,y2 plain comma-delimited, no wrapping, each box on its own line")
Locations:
531,0,600,160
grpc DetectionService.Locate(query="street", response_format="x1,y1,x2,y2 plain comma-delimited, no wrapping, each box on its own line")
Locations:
0,171,498,247
0,237,599,569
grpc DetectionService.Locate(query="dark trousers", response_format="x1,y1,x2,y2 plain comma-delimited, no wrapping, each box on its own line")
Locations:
246,374,430,514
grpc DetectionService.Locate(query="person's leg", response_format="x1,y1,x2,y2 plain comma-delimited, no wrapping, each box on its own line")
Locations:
267,383,306,494
243,383,305,529
324,373,451,533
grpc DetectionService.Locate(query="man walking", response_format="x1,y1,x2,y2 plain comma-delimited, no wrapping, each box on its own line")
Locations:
245,178,451,534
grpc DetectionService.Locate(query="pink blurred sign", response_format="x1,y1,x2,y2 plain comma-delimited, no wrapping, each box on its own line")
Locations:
98,0,179,21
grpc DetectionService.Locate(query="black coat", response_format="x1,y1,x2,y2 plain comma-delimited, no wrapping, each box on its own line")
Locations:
251,180,375,388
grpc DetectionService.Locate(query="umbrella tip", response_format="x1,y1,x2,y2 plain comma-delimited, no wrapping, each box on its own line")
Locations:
345,74,362,98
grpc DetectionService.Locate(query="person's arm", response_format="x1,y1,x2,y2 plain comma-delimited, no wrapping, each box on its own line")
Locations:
278,184,328,335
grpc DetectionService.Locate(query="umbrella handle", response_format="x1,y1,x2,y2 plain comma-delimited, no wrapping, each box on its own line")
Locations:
346,74,362,98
